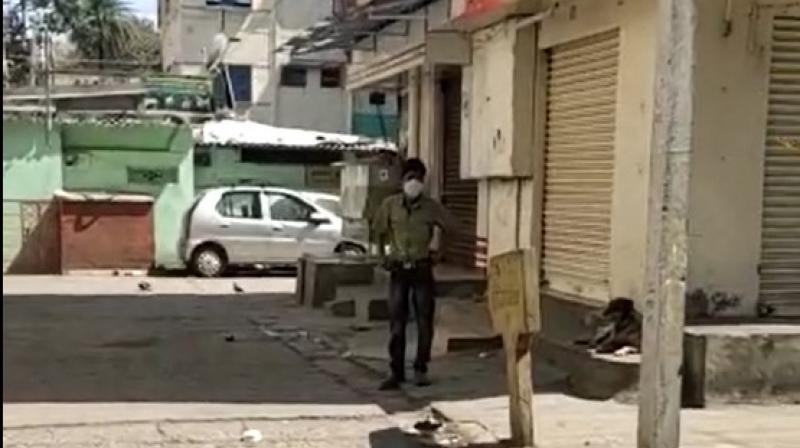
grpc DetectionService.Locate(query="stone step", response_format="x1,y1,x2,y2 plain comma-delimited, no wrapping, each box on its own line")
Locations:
326,268,486,323
372,270,487,298
296,256,377,308
682,323,800,407
538,338,640,401
325,284,388,322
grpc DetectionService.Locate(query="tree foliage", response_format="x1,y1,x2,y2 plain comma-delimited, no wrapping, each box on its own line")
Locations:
4,0,160,76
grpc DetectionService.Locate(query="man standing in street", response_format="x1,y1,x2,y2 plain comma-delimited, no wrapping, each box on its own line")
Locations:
372,158,455,390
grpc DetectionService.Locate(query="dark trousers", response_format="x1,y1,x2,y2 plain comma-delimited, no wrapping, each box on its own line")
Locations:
388,262,435,380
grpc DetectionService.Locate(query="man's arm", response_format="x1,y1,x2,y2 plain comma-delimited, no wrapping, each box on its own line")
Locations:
433,200,458,237
430,201,458,258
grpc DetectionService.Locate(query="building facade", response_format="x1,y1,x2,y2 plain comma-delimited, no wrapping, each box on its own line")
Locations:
287,0,800,318
159,0,349,132
2,114,195,272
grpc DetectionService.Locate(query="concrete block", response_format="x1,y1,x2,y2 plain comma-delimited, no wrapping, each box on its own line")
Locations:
295,257,307,305
303,259,339,308
299,256,377,308
538,338,640,401
682,324,800,406
327,298,356,318
336,263,375,286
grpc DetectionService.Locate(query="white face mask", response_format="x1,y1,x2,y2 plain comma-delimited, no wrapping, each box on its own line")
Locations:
403,179,425,198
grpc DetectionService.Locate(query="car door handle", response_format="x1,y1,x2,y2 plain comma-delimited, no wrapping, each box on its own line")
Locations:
219,223,230,228
272,226,283,231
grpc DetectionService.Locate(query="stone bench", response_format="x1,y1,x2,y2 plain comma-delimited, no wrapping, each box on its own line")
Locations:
295,255,377,308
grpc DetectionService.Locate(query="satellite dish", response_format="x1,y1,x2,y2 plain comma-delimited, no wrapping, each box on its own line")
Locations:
205,33,229,72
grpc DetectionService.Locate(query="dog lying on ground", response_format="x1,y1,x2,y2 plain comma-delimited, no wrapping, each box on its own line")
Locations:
576,297,642,354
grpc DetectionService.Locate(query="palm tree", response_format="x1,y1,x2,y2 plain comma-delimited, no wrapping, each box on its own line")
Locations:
41,0,160,66
68,0,133,64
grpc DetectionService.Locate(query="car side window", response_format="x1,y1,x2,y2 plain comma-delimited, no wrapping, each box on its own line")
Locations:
266,193,314,222
216,192,263,219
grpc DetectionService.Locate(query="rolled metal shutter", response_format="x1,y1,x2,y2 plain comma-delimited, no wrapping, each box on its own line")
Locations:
542,30,619,300
441,73,479,268
759,16,800,316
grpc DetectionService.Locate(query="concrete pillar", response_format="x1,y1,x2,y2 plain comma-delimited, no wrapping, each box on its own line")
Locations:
407,67,421,159
637,0,696,447
419,63,441,198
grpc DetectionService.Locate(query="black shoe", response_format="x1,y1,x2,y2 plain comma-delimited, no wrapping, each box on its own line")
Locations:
414,371,432,387
379,377,403,391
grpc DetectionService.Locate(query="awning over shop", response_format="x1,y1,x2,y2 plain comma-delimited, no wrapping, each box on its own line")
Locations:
346,32,470,90
54,190,155,203
281,1,471,90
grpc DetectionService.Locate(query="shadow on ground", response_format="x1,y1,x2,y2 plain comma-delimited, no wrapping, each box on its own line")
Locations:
3,294,362,404
1,293,605,407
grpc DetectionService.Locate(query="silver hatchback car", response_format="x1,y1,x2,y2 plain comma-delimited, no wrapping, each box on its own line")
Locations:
179,186,366,277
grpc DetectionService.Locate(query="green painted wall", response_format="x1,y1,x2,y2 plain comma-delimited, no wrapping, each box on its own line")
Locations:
61,121,184,151
352,113,399,142
194,147,306,191
3,117,63,271
61,122,195,268
3,117,63,200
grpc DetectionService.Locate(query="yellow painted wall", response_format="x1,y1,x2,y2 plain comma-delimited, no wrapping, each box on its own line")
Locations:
464,20,536,178
687,1,800,316
537,0,659,302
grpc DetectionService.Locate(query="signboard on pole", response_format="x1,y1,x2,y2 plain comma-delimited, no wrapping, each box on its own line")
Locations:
487,248,540,447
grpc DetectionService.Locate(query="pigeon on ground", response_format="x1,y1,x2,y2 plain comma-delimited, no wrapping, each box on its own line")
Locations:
233,282,244,293
138,281,152,292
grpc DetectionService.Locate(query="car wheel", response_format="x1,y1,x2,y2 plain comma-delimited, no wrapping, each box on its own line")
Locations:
336,242,367,257
192,245,227,278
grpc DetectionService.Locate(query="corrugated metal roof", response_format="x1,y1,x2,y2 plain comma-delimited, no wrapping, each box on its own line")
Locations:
281,0,435,56
194,119,396,152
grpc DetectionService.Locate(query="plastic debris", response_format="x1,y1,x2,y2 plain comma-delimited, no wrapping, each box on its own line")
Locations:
241,428,263,443
414,416,443,433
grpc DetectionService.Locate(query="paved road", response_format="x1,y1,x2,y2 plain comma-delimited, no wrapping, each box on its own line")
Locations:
2,292,425,447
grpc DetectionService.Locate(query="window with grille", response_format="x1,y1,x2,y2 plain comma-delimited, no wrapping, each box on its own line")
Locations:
321,67,343,88
280,65,307,88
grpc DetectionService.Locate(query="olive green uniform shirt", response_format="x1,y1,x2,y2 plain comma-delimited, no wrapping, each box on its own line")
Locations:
372,193,455,263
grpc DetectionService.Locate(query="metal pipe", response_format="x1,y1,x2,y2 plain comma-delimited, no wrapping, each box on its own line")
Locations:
368,14,427,21
43,31,51,134
513,6,556,30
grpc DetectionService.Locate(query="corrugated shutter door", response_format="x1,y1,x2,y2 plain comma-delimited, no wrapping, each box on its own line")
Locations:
759,16,800,316
442,73,479,268
542,29,619,300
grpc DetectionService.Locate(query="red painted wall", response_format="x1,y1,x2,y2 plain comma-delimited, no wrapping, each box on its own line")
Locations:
461,0,506,18
59,201,154,270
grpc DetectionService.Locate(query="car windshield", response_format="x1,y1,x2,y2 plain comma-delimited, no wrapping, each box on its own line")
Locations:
313,198,341,217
